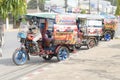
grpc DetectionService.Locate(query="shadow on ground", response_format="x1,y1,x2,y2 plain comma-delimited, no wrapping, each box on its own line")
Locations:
0,58,15,66
0,57,59,66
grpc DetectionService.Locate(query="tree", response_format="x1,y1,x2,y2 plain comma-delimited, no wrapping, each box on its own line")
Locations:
27,0,45,11
80,9,87,14
0,0,27,19
106,0,117,6
115,0,120,16
27,0,37,9
0,0,27,29
39,0,45,11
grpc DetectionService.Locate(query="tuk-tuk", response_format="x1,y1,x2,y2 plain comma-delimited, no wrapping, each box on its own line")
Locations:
76,14,104,49
12,13,80,65
101,14,118,41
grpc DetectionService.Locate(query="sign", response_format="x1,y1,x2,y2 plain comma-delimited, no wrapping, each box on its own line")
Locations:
53,24,78,44
56,14,76,25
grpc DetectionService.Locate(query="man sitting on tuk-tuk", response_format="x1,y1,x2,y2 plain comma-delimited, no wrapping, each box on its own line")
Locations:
28,19,42,52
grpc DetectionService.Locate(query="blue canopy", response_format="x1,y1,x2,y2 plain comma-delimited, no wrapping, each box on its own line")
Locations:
100,13,116,19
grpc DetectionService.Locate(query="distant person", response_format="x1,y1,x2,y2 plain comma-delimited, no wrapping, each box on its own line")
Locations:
0,31,2,57
0,22,4,57
0,47,2,57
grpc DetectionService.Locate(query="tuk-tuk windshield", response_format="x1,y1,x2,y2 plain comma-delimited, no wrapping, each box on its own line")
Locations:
87,20,103,27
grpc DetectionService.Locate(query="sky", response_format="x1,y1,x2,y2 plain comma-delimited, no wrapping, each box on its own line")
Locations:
68,0,78,7
50,0,78,7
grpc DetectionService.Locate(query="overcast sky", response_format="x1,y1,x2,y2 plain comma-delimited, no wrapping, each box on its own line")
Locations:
50,0,78,7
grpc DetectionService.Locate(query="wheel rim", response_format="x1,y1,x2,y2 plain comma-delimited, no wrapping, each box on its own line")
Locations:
58,48,68,60
89,40,95,48
14,50,27,64
104,33,111,41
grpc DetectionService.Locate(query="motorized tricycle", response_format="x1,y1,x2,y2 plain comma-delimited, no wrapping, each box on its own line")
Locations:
101,15,117,41
12,13,79,65
76,14,104,49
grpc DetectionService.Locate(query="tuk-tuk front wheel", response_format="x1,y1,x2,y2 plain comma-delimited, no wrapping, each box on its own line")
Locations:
56,46,69,61
12,48,28,65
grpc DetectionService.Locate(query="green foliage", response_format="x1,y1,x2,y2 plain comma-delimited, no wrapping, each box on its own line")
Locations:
0,0,27,19
115,0,120,16
105,0,117,6
80,9,87,14
27,0,37,9
39,0,45,11
27,0,45,11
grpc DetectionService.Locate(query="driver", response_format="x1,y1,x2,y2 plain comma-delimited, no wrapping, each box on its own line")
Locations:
28,20,42,52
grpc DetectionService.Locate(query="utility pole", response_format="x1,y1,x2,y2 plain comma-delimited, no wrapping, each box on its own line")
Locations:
37,0,40,12
97,0,99,14
78,0,80,7
89,0,91,14
112,0,114,14
64,0,68,12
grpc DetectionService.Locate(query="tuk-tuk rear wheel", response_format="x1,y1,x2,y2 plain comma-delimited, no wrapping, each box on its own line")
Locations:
56,46,69,61
104,32,111,41
87,39,95,49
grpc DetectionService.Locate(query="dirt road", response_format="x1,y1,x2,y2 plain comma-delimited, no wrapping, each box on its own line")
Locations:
18,39,120,80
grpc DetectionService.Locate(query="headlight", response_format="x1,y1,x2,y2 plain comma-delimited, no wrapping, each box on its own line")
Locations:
17,32,27,42
17,36,21,42
17,32,27,38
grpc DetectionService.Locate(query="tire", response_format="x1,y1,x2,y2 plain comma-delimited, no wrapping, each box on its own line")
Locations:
75,44,81,49
104,32,111,41
95,38,99,46
99,37,102,41
56,46,69,61
87,39,95,49
42,55,53,61
12,48,28,65
69,46,75,52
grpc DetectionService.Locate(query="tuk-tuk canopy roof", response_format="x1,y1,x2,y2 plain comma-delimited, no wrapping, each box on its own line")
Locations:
77,14,104,20
25,13,57,19
100,13,116,19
